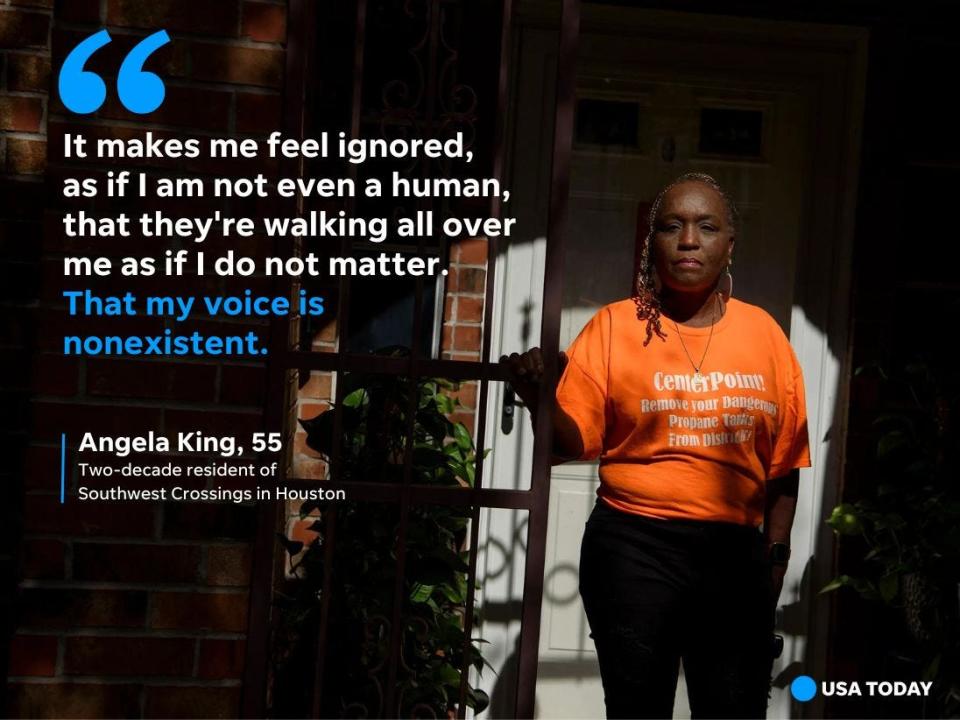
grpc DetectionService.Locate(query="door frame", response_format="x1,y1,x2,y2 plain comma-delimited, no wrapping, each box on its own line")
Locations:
490,3,868,717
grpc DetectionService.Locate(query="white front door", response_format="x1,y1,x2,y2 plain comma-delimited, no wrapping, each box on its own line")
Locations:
475,6,864,719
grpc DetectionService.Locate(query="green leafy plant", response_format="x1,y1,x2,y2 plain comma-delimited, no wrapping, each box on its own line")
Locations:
823,359,960,713
271,349,492,718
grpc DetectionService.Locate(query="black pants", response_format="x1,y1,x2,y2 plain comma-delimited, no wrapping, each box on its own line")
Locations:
579,500,776,719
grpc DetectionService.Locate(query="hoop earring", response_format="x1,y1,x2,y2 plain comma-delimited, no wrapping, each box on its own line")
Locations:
717,265,733,302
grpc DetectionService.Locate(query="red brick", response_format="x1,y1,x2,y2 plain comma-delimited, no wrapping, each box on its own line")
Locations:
106,0,239,37
456,296,484,323
97,86,231,132
310,337,336,352
456,237,488,264
205,544,252,586
7,54,51,92
20,538,65,579
0,10,50,48
51,31,188,86
150,591,248,632
310,316,337,344
87,359,216,401
73,543,201,583
462,267,486,293
449,267,485,293
145,685,240,719
17,588,148,629
290,498,322,518
241,2,286,43
197,638,246,679
236,91,282,134
288,517,320,547
443,295,453,321
190,43,284,87
58,0,100,24
0,95,43,133
6,138,46,175
298,400,328,420
8,634,57,676
293,431,322,459
299,371,331,400
64,636,194,676
291,456,326,479
220,364,266,406
453,325,482,352
441,324,453,351
7,682,141,719
452,381,478,410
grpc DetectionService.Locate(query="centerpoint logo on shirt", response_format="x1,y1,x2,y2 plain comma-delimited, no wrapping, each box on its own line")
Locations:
789,675,934,701
652,369,767,393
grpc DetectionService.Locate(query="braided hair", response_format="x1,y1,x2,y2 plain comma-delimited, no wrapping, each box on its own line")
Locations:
633,172,739,346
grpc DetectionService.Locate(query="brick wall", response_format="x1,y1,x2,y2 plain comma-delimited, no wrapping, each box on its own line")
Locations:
441,236,488,436
6,0,500,712
2,1,289,717
289,233,488,479
287,235,488,556
1,0,55,710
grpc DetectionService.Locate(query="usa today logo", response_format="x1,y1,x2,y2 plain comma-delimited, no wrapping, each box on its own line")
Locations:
790,676,934,701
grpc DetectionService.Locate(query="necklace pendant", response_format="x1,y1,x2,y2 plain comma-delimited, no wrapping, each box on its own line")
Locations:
694,370,703,381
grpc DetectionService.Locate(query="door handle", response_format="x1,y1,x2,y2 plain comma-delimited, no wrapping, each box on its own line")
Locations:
501,383,524,435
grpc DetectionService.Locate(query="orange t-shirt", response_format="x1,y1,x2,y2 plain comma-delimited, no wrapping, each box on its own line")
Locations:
556,298,811,527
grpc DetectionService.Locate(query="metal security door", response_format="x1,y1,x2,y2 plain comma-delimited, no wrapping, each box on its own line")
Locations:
242,0,581,717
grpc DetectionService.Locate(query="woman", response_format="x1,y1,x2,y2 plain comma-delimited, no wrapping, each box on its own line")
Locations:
501,173,810,719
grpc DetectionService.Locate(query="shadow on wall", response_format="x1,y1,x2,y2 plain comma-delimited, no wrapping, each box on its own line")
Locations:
482,560,596,718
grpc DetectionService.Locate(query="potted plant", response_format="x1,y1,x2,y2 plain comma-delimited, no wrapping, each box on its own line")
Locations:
823,359,960,715
271,348,492,718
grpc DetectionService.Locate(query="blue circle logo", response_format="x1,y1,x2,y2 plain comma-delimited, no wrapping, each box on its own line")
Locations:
791,675,817,702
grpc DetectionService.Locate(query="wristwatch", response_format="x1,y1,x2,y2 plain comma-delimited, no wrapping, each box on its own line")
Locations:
768,542,791,566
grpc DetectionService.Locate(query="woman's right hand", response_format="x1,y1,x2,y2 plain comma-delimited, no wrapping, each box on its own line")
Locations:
498,348,569,410
498,348,583,461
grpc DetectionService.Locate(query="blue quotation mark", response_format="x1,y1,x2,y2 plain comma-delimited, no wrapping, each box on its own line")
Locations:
790,675,817,702
59,29,170,115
